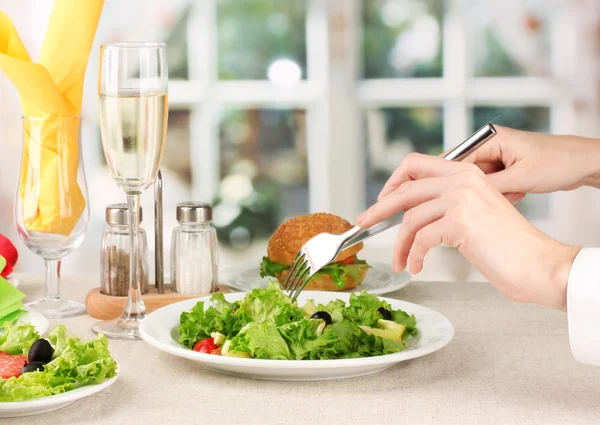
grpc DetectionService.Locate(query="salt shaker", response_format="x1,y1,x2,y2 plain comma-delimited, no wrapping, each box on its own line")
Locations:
171,202,218,295
100,203,149,296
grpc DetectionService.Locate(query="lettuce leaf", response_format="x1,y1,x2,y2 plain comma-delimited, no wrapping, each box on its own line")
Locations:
178,293,252,348
306,292,417,336
318,260,370,289
48,325,69,359
44,328,118,385
276,319,324,359
343,291,393,326
229,321,291,360
0,322,39,355
259,257,289,277
306,322,376,360
306,299,346,323
0,371,74,401
391,309,418,339
259,257,370,289
0,325,117,402
237,281,304,325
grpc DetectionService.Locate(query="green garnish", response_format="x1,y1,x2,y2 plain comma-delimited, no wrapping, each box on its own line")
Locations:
259,257,370,289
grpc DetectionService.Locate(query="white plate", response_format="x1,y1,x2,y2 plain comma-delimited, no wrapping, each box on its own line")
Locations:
139,292,454,381
0,373,119,418
0,311,49,336
17,311,49,335
221,261,411,295
6,276,19,288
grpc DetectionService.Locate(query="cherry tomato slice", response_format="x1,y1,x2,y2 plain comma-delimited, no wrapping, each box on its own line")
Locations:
193,337,218,354
338,256,355,265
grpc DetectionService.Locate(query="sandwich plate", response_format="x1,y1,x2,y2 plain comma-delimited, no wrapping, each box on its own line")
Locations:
139,291,454,381
220,261,410,295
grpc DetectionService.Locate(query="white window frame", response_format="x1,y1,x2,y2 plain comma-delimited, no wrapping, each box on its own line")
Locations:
168,0,597,246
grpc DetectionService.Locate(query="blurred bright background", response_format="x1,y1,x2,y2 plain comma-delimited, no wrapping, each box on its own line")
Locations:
1,0,600,282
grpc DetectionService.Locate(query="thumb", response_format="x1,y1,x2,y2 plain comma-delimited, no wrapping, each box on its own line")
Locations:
486,166,530,194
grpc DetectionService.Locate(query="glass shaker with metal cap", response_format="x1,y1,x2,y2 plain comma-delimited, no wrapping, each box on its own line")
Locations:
171,202,219,294
100,203,149,296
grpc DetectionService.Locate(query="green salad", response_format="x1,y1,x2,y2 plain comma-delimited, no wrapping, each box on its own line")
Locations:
0,323,118,402
178,281,418,360
260,256,370,289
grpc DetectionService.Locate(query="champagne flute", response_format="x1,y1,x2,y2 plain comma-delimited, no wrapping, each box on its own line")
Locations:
15,116,90,318
93,42,168,339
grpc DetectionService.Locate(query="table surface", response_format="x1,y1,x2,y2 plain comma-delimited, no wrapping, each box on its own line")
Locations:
6,274,600,425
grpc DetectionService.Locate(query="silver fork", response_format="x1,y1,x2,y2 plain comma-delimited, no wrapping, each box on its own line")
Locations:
283,123,498,301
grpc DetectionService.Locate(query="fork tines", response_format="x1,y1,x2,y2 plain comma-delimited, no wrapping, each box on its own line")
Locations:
283,253,309,300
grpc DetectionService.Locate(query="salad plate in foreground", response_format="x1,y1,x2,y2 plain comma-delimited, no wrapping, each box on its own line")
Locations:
0,373,118,418
221,261,411,295
0,323,119,417
140,286,453,381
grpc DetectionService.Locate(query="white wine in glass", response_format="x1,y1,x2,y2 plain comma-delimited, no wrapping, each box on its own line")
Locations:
99,92,168,193
94,42,168,339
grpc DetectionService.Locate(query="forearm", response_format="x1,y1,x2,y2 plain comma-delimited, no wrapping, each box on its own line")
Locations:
551,133,600,189
580,135,600,189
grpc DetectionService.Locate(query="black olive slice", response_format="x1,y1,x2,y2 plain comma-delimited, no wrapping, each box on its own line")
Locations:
310,311,333,325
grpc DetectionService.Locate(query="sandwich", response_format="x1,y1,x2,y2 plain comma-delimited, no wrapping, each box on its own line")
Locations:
260,213,370,291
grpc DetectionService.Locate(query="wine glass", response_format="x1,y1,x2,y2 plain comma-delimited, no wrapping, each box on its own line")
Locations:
15,115,90,319
93,42,168,339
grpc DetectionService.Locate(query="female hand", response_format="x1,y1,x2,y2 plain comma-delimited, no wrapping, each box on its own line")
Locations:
357,154,580,311
378,126,600,204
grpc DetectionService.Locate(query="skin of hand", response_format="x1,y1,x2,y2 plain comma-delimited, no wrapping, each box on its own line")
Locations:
462,125,600,200
357,155,580,311
378,126,600,205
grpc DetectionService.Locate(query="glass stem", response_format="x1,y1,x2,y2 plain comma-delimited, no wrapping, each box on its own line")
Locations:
123,194,146,320
44,260,60,301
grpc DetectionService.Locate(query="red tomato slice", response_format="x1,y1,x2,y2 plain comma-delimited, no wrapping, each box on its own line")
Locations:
0,352,27,379
210,347,222,356
338,256,355,265
193,338,218,354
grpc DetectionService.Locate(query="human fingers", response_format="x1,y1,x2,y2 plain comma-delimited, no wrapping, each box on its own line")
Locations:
392,199,446,272
377,153,481,201
358,176,450,228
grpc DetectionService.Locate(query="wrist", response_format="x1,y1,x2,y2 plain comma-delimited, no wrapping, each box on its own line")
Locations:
576,136,600,189
545,242,580,311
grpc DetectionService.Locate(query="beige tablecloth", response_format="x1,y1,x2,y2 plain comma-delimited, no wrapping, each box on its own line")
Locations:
5,275,600,425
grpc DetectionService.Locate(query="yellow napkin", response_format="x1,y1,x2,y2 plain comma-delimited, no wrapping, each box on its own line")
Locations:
0,0,104,236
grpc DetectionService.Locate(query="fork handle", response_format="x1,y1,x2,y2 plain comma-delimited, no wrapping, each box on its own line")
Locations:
341,123,497,251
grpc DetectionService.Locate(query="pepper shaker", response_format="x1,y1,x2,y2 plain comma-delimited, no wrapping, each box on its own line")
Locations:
100,203,149,296
171,202,219,295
